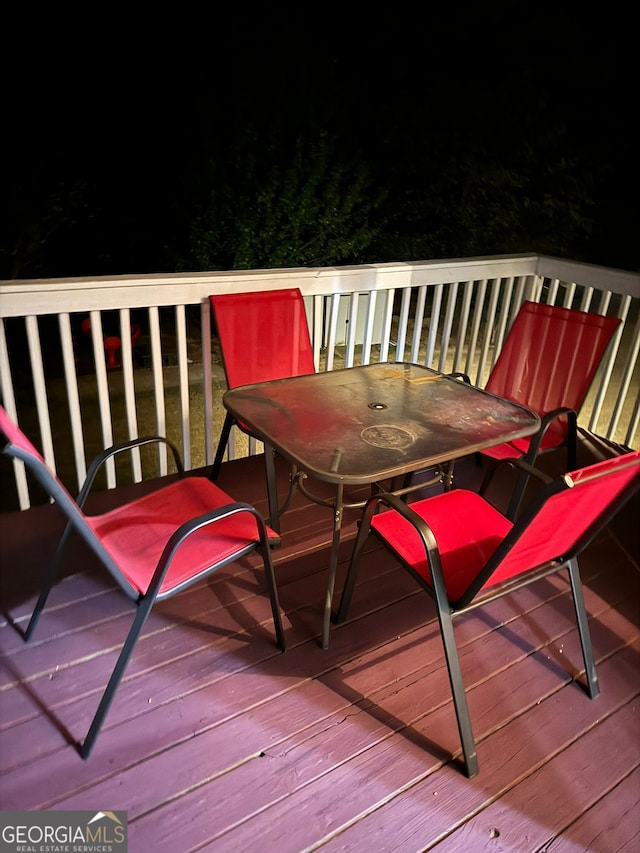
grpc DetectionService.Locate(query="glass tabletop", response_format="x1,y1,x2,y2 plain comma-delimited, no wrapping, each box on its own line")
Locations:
223,363,540,484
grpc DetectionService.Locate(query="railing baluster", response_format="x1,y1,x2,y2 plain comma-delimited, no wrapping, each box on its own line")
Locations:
119,308,142,482
361,290,378,365
0,320,29,509
607,311,640,442
395,287,412,362
58,312,87,489
378,289,395,364
344,293,359,368
410,286,427,365
325,294,341,371
452,281,472,375
467,278,487,381
201,299,214,466
148,306,167,476
175,305,191,470
477,279,500,381
438,281,458,372
589,294,631,434
26,315,57,477
490,277,514,370
425,284,442,368
86,310,116,487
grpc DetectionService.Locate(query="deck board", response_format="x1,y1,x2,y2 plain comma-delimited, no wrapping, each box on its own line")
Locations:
1,445,638,852
296,646,640,853
441,700,639,853
541,766,640,853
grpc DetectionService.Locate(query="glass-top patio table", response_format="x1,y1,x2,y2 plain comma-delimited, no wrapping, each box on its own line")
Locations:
223,362,541,648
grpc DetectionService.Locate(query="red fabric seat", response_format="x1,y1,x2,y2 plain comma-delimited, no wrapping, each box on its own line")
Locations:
0,405,285,759
336,449,640,777
88,476,279,596
371,489,512,602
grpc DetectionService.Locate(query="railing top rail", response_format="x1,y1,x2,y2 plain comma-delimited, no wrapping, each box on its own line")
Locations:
534,255,640,296
2,254,637,318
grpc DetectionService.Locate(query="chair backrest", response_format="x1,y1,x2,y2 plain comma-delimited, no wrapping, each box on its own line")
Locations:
0,406,73,505
0,405,124,572
1,405,106,515
485,301,620,418
210,288,316,390
468,450,640,604
1,407,45,462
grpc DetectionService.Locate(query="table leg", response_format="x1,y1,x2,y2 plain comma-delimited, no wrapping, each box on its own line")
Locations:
264,444,281,535
322,483,344,650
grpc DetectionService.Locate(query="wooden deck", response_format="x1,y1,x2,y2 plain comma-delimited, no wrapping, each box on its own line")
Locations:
1,438,638,852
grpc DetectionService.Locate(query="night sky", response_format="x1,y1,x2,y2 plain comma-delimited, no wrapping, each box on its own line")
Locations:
2,7,637,278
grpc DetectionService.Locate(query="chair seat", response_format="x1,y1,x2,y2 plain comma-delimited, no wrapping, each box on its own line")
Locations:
89,477,278,596
372,490,513,602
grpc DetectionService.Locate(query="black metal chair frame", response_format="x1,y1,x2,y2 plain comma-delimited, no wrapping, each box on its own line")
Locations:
1,429,285,758
336,455,640,777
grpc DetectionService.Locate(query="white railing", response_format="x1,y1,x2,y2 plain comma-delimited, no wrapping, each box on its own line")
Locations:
1,253,639,510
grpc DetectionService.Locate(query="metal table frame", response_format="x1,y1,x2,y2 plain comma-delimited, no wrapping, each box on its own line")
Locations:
223,363,541,648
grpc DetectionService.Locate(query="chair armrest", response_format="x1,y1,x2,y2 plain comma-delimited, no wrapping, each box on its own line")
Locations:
149,501,270,599
365,491,452,606
369,492,441,551
522,407,577,462
78,436,185,506
478,457,553,500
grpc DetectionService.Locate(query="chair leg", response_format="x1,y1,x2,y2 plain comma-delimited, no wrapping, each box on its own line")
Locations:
264,444,281,535
24,521,75,641
259,546,286,652
80,596,156,758
505,469,530,522
81,533,286,759
210,413,234,481
436,607,479,777
566,557,600,699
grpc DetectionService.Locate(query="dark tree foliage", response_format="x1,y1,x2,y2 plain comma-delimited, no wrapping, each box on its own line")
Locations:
1,7,636,279
186,130,389,270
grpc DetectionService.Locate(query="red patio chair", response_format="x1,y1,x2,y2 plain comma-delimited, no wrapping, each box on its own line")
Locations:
479,300,621,518
0,405,285,758
335,450,640,777
209,288,316,526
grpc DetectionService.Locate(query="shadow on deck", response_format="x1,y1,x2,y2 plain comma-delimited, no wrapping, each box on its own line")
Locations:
0,434,638,852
